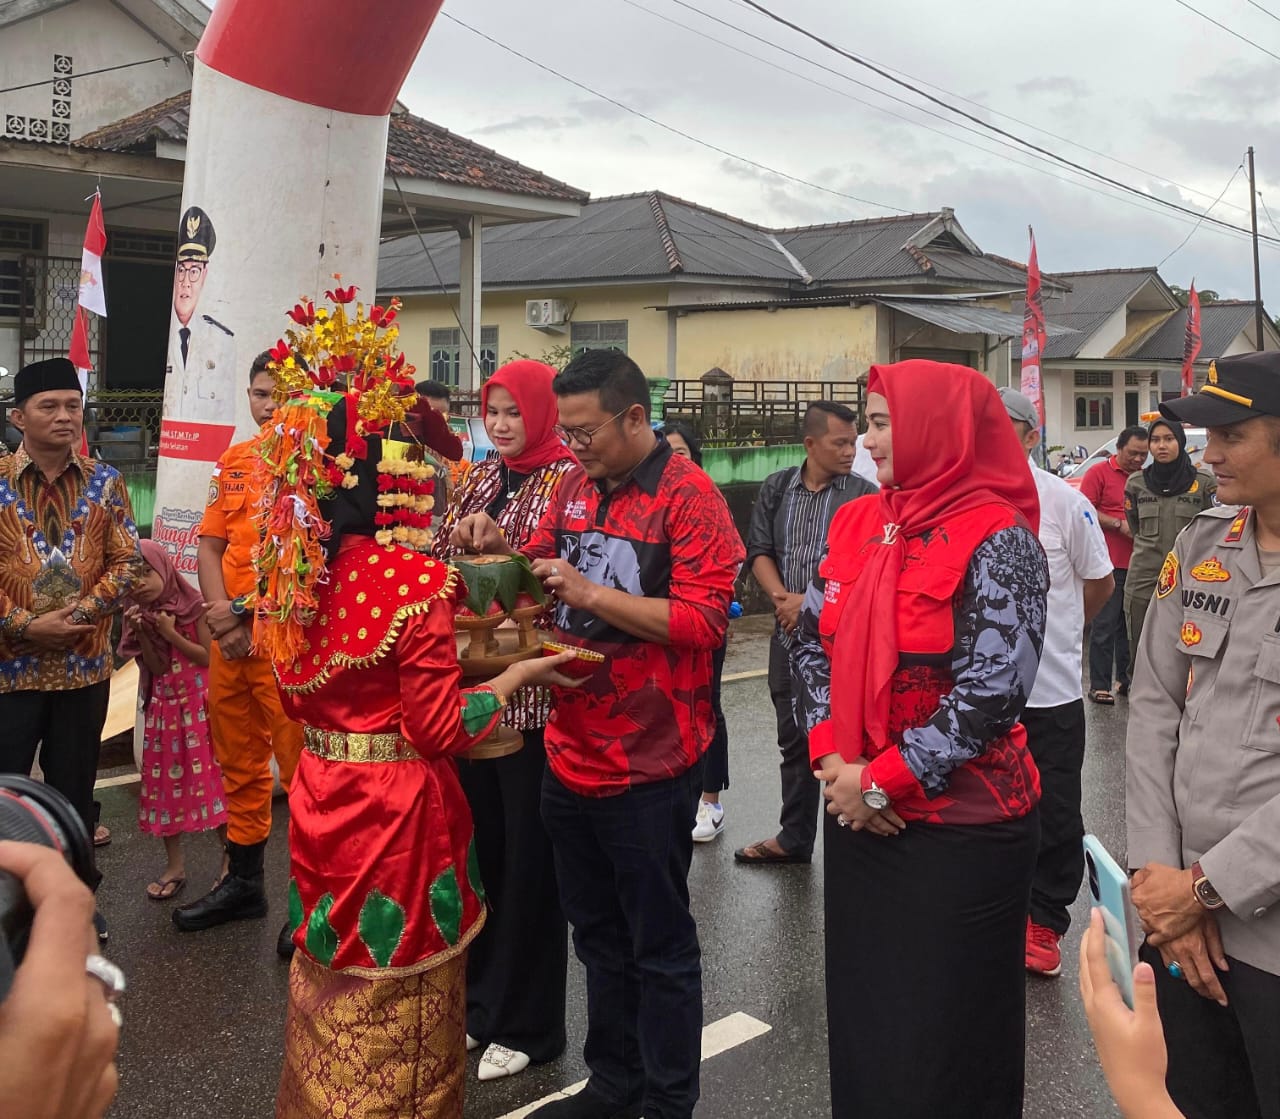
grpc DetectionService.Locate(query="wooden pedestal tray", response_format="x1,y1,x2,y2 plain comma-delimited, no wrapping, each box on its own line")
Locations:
456,626,542,760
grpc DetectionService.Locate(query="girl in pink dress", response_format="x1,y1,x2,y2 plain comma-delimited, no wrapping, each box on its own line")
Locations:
119,540,227,900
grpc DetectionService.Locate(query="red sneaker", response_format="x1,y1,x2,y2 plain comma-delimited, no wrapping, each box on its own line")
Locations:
1025,919,1062,977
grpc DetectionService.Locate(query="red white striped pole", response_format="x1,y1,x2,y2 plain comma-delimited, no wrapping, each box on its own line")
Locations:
152,0,445,576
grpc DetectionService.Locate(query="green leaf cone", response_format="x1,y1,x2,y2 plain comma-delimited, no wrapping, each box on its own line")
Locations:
287,878,304,934
466,838,486,903
358,889,407,969
304,893,339,967
429,866,463,946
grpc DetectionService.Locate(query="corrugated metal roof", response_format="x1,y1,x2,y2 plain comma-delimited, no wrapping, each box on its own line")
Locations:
1013,269,1160,359
1127,302,1259,360
379,193,1032,294
880,299,1078,338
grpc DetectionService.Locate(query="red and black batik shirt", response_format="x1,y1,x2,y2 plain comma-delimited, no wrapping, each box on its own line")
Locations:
524,439,744,797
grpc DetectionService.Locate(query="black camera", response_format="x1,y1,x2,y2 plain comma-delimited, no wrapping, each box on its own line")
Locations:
0,776,96,1002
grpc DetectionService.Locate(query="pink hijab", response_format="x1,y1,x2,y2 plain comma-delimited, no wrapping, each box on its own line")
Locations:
117,540,205,665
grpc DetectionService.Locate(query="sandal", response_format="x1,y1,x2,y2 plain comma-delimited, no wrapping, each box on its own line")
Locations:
733,839,811,865
1089,690,1116,705
147,874,187,901
93,825,111,848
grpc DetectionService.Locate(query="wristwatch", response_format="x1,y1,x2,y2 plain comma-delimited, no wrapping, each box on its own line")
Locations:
1191,861,1226,911
862,779,891,811
229,595,250,618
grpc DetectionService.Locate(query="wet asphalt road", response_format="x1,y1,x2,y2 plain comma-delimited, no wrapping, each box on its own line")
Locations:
92,617,1128,1118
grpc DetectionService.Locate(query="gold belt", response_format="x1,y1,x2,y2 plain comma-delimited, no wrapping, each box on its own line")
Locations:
302,726,419,764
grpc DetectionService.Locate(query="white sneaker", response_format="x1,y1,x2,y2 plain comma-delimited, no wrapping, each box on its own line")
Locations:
478,1042,531,1081
692,801,725,843
466,1034,480,1052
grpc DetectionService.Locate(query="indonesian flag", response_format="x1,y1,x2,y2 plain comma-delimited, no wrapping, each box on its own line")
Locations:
69,191,107,452
1181,282,1202,396
1020,227,1048,436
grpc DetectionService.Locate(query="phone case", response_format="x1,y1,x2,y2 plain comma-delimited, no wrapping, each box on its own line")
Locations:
1082,834,1141,1009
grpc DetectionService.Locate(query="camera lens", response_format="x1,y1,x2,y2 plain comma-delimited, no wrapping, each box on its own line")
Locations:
0,776,95,1003
1085,850,1100,901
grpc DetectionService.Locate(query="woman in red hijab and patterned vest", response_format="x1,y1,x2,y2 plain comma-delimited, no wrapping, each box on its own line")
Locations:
792,361,1048,1119
433,360,576,1081
254,299,578,1119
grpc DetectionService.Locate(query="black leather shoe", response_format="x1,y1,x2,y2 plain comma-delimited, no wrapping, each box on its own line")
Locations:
172,840,268,932
277,919,296,960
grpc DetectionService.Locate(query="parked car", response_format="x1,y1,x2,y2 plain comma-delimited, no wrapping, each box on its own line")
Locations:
1062,426,1208,489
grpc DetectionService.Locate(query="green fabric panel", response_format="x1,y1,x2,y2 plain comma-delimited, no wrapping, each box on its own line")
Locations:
288,878,303,934
461,690,503,736
304,892,339,967
358,889,407,969
429,866,463,946
466,837,485,904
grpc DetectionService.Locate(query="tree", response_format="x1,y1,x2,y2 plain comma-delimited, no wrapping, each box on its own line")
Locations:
1169,285,1219,306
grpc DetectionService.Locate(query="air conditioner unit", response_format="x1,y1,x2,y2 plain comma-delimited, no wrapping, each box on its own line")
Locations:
525,299,568,330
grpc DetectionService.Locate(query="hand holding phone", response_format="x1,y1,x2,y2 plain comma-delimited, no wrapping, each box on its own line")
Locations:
1083,835,1141,1009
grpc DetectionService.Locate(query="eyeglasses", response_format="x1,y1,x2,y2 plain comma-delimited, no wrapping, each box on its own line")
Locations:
554,408,631,448
174,262,206,282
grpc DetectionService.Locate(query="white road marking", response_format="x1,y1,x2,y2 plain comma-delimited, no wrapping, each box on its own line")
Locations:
94,772,141,790
493,1011,771,1119
721,669,767,683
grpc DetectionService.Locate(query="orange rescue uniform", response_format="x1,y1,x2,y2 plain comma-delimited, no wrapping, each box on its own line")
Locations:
199,436,302,846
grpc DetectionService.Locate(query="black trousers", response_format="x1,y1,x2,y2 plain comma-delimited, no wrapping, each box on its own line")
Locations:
542,761,704,1119
701,642,730,796
1141,943,1280,1119
825,809,1039,1119
1023,700,1086,935
457,728,567,1062
1088,567,1130,692
769,635,816,856
0,683,109,872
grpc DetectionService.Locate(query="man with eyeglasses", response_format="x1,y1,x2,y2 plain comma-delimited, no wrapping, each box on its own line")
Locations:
452,349,744,1119
166,205,236,398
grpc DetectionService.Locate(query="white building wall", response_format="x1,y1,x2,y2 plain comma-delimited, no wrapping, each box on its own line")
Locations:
0,0,192,141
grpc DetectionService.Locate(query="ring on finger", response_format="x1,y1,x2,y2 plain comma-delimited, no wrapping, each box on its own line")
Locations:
1167,961,1185,980
86,954,126,1000
837,814,851,828
550,566,560,576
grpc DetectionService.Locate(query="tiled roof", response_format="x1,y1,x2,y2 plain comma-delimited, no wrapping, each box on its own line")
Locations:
378,193,1033,293
75,92,586,204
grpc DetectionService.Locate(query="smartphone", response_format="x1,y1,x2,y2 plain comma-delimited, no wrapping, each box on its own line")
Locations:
1082,835,1141,1009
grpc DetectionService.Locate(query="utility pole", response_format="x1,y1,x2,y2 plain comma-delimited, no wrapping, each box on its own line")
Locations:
1248,146,1265,346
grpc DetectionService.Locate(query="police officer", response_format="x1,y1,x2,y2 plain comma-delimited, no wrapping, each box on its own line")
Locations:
1127,349,1280,1119
166,205,236,417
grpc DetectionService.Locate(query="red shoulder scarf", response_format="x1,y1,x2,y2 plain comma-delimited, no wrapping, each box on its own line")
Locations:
832,361,1039,756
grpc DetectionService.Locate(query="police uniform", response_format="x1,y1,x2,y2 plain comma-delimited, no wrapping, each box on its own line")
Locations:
1127,350,1280,1119
165,206,238,422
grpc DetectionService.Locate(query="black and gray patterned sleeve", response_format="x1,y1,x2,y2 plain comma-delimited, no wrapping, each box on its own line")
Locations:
790,574,831,738
899,525,1048,797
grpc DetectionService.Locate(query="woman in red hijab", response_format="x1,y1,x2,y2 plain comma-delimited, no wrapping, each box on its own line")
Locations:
433,359,576,1082
791,361,1048,1119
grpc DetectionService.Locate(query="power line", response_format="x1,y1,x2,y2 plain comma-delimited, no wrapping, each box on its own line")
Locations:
732,0,1280,243
0,55,176,96
1248,0,1280,23
618,0,1263,245
1259,192,1280,240
1159,163,1245,267
660,0,1250,216
1171,0,1280,62
438,12,910,215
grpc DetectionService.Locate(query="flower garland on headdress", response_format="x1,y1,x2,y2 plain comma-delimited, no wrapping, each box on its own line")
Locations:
251,278,437,665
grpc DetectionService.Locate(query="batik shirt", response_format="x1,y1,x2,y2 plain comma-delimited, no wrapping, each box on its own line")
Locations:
0,446,142,692
792,508,1047,825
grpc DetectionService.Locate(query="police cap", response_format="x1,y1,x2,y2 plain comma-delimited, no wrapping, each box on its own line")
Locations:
1160,350,1280,427
176,205,215,262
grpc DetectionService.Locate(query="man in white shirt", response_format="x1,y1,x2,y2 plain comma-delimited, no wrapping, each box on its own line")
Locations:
1000,389,1115,978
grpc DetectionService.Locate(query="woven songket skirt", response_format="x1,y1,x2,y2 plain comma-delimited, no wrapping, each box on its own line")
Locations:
275,951,467,1119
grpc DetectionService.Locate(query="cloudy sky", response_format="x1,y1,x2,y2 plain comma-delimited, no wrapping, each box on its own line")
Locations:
395,0,1280,301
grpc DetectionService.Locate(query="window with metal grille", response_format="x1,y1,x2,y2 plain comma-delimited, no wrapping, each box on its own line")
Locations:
1124,371,1159,387
105,229,177,261
1075,393,1114,429
0,217,45,321
570,320,628,355
428,325,498,386
1074,370,1113,387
